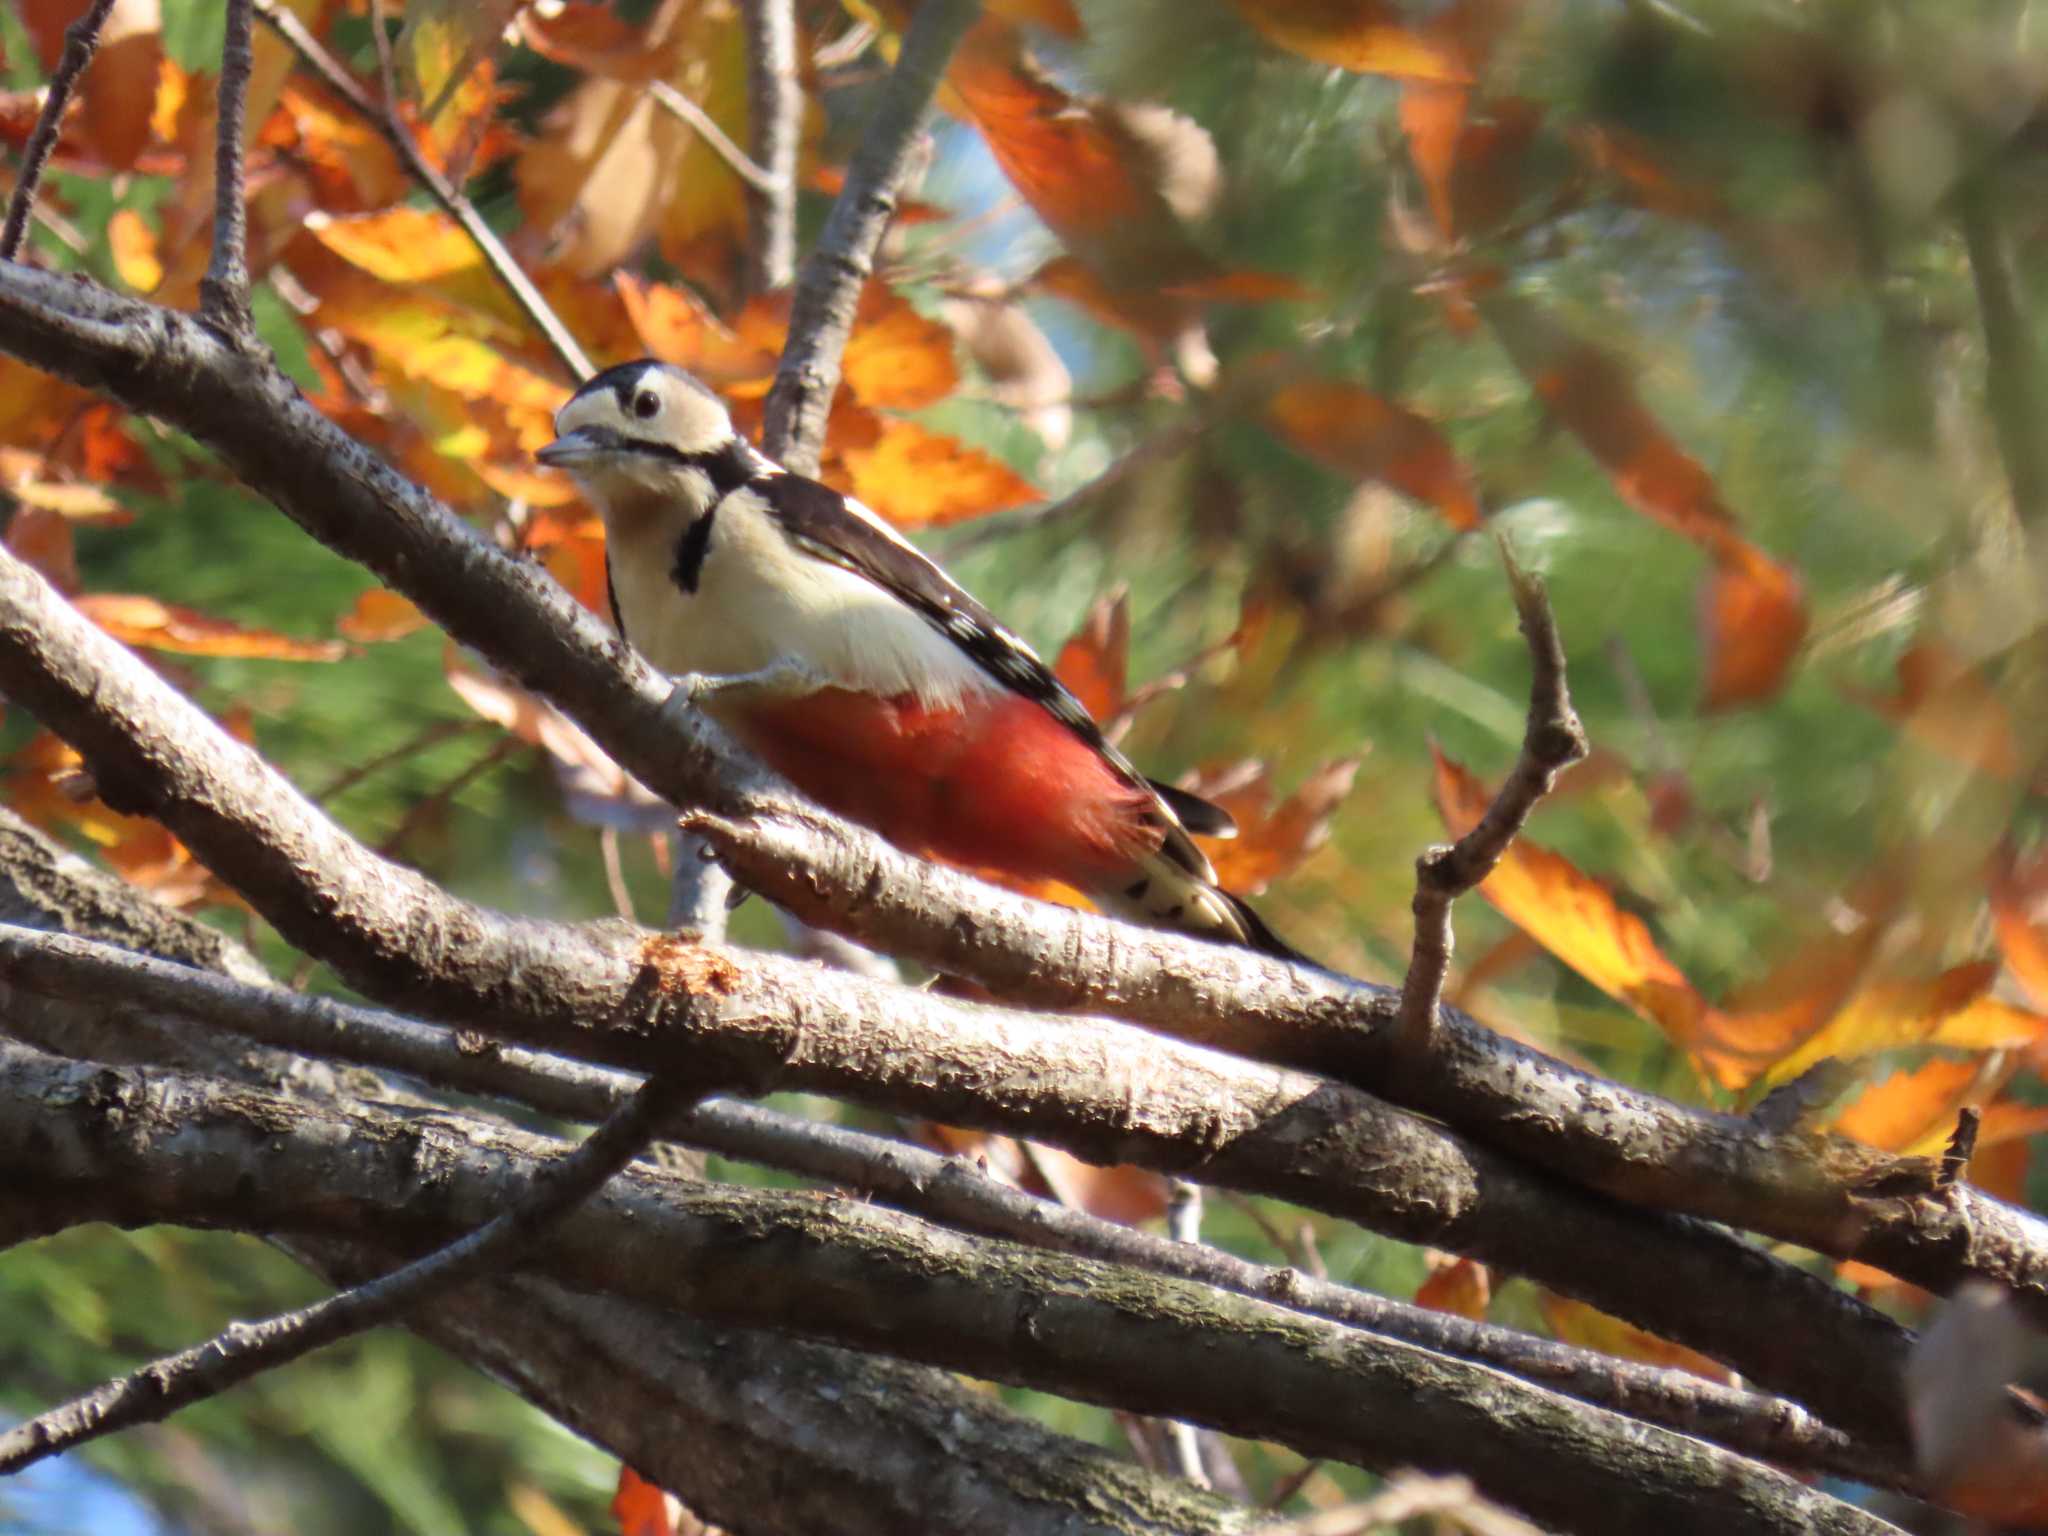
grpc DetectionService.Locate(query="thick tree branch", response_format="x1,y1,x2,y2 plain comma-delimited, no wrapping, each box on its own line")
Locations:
0,537,1921,1448
0,0,118,262
1398,545,1586,1054
198,0,256,334
0,1041,1905,1536
762,0,980,469
0,1068,703,1473
248,0,593,380
0,925,1899,1487
0,813,1247,1536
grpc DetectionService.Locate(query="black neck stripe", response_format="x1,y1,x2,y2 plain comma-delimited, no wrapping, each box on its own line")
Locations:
619,436,757,497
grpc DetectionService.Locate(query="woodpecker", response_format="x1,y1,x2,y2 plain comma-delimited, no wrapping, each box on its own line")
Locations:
538,360,1303,961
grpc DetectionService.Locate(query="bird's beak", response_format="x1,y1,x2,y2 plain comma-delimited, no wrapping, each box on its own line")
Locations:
537,428,603,468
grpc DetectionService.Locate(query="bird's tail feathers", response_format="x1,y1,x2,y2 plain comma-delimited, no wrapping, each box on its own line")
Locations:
1094,846,1314,966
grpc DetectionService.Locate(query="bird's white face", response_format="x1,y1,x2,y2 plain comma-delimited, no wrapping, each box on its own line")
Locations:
537,362,737,513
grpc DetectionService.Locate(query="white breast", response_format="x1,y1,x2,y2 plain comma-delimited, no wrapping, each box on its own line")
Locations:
605,485,995,710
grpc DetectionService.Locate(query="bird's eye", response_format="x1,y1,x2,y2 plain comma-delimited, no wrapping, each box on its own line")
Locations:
633,389,661,420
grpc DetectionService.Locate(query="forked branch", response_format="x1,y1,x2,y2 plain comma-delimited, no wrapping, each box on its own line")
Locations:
1398,540,1587,1054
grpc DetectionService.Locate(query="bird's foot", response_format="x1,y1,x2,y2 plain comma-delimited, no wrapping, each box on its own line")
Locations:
666,657,831,711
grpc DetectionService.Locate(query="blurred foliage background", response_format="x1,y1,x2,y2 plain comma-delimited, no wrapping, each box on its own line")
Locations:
5,0,2048,1529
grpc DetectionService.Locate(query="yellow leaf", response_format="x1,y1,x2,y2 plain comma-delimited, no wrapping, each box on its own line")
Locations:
307,207,483,284
107,209,164,292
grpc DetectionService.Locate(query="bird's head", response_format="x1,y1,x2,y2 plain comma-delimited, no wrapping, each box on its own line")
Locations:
538,361,741,513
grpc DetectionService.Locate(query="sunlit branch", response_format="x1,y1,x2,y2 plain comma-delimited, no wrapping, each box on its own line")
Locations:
762,0,980,470
0,921,1905,1485
0,1039,1905,1536
198,0,257,334
738,0,801,291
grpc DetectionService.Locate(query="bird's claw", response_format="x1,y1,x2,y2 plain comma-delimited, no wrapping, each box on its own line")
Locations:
665,658,829,712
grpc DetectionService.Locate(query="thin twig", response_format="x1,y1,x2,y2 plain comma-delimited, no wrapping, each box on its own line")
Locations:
1397,538,1587,1057
250,0,593,381
761,0,981,471
0,0,118,263
0,1069,703,1474
199,0,257,335
374,734,522,857
737,0,800,290
648,80,785,199
313,717,488,803
599,825,639,922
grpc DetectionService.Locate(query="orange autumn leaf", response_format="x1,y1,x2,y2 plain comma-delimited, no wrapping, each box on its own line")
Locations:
6,506,81,593
836,417,1038,528
1992,840,2048,1012
1399,82,1469,240
1,730,234,909
945,23,1141,249
1847,641,2018,780
840,289,960,412
1031,1146,1170,1226
338,588,430,644
1485,295,1741,548
76,593,346,661
1833,1058,1985,1151
107,208,163,292
615,272,779,387
1266,378,1483,530
1400,90,1543,243
1538,1293,1735,1385
1052,589,1129,723
1191,756,1363,895
307,206,483,285
946,21,1240,316
1483,294,1808,705
913,1125,1166,1223
1432,747,1708,1047
1229,0,1474,80
611,1467,677,1536
266,81,410,211
1415,1256,1490,1320
1698,540,1807,710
